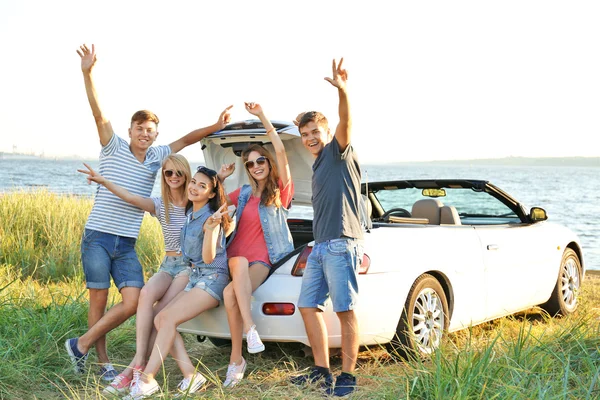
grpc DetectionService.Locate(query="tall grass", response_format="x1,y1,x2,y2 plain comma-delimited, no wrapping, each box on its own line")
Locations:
0,191,599,398
0,190,163,280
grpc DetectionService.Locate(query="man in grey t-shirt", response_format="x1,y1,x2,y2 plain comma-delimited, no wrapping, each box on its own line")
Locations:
292,59,365,398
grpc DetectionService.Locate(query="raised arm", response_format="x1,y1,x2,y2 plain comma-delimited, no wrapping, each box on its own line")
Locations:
202,204,227,264
76,44,113,147
169,105,233,154
325,58,351,152
245,102,291,187
78,163,155,213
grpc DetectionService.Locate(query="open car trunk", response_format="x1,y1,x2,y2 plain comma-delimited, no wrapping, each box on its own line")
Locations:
200,120,315,248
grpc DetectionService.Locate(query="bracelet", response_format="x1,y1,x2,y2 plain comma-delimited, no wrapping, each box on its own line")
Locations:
266,128,277,135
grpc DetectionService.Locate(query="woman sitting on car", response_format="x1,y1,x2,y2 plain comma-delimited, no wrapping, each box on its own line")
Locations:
217,102,295,387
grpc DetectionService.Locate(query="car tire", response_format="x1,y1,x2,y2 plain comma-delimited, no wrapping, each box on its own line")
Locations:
386,273,449,360
541,248,582,317
207,337,232,348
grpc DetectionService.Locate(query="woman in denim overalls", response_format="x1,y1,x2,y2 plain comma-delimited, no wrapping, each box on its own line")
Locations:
126,166,232,398
217,102,295,387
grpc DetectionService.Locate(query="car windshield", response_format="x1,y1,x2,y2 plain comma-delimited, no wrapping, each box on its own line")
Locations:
374,186,520,224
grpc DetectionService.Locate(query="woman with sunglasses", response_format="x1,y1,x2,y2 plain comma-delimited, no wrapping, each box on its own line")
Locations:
79,154,195,394
217,102,294,387
127,166,232,398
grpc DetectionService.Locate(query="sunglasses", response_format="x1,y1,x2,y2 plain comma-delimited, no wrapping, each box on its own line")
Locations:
245,156,269,169
196,166,217,177
164,169,183,178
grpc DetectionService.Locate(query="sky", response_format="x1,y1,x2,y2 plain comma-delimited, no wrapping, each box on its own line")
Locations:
0,0,599,163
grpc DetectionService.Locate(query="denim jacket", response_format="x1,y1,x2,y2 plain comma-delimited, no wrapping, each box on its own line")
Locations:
228,184,294,264
180,203,228,274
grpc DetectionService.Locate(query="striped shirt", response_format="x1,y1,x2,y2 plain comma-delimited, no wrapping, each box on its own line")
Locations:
85,134,171,238
151,197,189,252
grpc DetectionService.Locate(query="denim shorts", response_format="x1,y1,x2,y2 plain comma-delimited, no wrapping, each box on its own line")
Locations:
81,228,144,290
297,238,364,313
157,255,191,279
184,267,230,302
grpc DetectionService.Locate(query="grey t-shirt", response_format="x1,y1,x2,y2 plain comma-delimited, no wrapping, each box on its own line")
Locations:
312,136,364,243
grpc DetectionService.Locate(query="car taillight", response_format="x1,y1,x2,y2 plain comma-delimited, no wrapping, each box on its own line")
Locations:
292,246,371,276
291,246,312,276
262,303,296,315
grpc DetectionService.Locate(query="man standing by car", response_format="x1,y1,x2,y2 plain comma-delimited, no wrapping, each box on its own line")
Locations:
65,44,232,380
293,59,364,397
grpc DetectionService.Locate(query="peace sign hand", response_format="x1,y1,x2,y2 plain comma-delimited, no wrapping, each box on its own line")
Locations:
77,163,106,185
218,163,235,181
205,203,228,231
324,58,348,91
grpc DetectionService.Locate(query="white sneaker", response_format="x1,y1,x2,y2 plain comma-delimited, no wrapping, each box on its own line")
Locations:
123,379,160,400
223,357,247,388
175,372,207,396
246,325,265,353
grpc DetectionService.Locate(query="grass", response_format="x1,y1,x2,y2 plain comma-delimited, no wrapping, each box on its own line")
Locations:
1,191,599,399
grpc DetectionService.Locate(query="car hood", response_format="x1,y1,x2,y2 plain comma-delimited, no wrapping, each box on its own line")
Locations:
200,120,314,207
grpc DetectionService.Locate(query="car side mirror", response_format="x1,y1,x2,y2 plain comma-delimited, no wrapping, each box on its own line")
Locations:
530,207,548,222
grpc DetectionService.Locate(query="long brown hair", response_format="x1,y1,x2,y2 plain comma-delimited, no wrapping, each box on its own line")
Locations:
161,154,192,224
196,167,232,233
242,144,282,208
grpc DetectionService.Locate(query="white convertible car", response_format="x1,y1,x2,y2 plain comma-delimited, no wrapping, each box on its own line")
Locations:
178,120,585,357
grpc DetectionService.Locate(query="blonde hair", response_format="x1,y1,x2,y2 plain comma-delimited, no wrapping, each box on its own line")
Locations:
242,144,282,208
160,154,192,223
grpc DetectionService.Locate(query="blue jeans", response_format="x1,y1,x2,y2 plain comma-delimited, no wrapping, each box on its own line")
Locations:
298,238,364,312
81,229,144,290
157,255,191,278
184,267,230,302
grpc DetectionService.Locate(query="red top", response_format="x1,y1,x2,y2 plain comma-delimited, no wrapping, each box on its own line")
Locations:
227,179,294,266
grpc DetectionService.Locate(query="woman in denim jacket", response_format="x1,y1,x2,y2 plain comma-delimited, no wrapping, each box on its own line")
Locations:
127,166,232,399
217,102,294,387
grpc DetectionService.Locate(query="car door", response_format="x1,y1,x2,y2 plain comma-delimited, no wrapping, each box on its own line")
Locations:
475,222,549,319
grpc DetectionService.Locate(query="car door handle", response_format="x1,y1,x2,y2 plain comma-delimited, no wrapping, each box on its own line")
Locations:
487,244,499,251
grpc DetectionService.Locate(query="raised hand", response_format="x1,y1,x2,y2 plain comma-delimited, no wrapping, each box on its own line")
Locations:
324,58,348,91
244,102,265,117
76,44,97,74
77,163,106,185
293,111,306,127
218,163,235,181
205,204,228,230
216,105,233,130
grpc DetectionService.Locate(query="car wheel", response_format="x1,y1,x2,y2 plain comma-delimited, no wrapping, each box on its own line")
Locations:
207,337,232,348
541,248,582,316
386,274,449,360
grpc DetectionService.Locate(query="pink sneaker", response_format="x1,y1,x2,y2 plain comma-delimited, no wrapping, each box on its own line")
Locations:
246,325,265,353
103,373,132,395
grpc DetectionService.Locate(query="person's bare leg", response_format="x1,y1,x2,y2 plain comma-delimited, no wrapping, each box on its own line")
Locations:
141,289,218,384
337,310,359,373
225,262,269,364
78,287,140,360
120,273,172,378
299,307,330,368
171,332,197,379
86,288,109,363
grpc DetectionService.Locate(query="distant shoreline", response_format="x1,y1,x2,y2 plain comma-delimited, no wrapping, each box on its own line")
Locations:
1,154,599,167
369,156,600,167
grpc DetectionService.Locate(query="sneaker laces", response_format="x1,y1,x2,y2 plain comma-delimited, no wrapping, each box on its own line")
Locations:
111,374,125,386
247,325,262,346
132,368,142,386
178,376,191,391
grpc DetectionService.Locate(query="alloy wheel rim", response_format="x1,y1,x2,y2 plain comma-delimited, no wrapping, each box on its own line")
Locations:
561,257,580,309
412,288,444,354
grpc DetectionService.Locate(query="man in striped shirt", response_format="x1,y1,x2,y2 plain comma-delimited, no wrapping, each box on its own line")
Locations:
65,44,232,379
